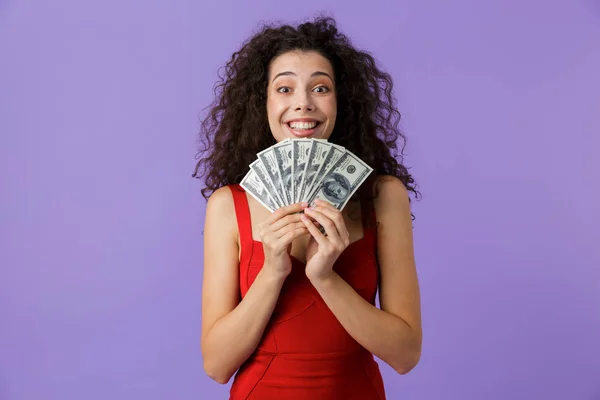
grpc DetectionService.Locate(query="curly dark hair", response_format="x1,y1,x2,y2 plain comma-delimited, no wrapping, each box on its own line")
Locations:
192,16,420,217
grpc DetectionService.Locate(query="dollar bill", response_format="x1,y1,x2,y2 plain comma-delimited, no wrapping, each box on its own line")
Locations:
306,151,373,211
256,140,289,206
298,139,333,203
249,159,283,208
272,140,293,205
304,143,346,201
291,139,313,203
240,169,277,212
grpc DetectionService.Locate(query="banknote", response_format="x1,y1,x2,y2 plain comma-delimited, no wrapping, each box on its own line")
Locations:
256,141,288,207
306,151,373,211
240,169,277,212
272,140,293,204
250,159,282,208
304,143,346,201
298,140,333,203
291,139,313,203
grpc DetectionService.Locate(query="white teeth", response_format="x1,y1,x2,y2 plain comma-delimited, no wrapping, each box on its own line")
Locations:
289,121,318,130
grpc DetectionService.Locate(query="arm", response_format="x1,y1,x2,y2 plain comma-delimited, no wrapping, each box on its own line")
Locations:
305,176,422,374
200,188,308,383
200,188,285,383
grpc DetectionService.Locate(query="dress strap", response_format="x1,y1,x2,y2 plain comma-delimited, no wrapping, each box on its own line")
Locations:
228,184,254,266
360,179,378,255
361,197,377,235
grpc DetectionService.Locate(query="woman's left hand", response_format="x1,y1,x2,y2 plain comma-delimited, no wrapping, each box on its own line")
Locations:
301,199,350,282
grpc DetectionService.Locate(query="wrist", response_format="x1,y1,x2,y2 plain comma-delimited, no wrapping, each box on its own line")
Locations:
307,270,338,287
260,263,290,282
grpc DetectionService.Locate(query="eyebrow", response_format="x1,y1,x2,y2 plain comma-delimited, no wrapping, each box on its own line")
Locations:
271,71,334,83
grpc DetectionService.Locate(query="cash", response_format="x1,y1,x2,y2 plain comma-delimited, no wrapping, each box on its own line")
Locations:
297,139,332,202
305,151,373,211
240,138,373,212
240,168,279,212
291,139,312,203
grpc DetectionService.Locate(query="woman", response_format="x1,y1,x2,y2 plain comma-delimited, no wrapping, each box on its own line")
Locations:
194,16,422,400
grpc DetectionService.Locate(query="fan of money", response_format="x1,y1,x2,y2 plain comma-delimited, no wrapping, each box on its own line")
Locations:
241,138,373,212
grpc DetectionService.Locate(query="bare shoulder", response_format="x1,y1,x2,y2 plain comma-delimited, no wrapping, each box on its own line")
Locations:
206,186,235,215
372,175,411,218
205,186,238,242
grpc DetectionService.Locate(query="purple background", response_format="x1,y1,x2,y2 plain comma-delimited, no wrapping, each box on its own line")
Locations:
1,0,599,399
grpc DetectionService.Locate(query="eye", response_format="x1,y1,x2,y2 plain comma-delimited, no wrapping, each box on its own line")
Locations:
277,86,291,93
313,86,330,93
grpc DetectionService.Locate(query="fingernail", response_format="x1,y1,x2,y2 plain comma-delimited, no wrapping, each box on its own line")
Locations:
301,202,308,207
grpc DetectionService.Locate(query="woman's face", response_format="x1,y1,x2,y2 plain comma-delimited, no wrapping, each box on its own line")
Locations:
266,50,337,142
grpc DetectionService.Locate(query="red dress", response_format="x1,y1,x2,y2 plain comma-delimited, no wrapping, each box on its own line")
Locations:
228,184,386,400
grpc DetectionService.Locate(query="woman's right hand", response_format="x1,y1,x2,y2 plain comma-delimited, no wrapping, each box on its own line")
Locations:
258,202,309,278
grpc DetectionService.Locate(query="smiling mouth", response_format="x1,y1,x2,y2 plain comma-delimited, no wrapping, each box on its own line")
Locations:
286,121,321,130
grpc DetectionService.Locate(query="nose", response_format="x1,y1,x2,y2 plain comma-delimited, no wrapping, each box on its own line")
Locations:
294,89,315,112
